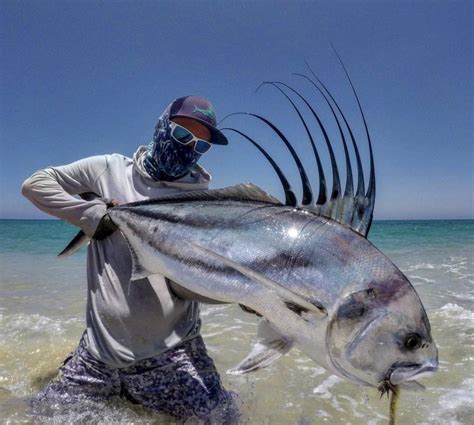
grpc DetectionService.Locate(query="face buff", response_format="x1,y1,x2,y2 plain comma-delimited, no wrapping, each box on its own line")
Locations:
144,106,202,182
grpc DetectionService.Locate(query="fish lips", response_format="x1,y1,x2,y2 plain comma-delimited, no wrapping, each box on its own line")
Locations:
389,360,438,385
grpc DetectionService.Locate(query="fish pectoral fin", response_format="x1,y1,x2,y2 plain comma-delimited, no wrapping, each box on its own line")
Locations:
58,230,90,257
226,339,290,375
125,237,153,281
227,320,293,375
186,241,327,318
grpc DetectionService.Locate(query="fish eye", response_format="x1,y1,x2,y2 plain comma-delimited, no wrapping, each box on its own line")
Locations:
404,333,422,350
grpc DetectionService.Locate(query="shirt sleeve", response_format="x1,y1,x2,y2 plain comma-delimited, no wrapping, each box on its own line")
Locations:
21,156,110,237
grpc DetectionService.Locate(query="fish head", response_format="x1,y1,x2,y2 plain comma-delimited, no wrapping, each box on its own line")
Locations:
326,270,438,390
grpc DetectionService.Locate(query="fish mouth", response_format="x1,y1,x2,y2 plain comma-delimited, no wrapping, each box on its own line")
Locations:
388,360,438,385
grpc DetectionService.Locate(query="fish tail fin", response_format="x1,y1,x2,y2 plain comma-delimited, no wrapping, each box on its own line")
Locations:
58,230,89,257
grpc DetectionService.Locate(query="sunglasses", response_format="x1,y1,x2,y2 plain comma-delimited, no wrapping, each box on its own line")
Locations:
169,121,212,154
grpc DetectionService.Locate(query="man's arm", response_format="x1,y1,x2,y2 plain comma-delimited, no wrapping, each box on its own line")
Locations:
21,156,110,238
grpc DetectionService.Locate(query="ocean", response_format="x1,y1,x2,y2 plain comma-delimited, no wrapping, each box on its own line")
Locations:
1,219,473,424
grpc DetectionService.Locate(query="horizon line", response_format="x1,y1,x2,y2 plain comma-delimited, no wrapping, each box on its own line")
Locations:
1,217,473,222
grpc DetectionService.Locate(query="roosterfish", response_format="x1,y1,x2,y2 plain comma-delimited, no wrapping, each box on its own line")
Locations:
61,53,438,422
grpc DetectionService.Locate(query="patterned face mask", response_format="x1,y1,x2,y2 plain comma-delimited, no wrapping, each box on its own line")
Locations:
143,107,201,182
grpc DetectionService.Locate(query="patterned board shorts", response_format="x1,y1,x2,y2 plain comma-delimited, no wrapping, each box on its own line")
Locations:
31,333,238,423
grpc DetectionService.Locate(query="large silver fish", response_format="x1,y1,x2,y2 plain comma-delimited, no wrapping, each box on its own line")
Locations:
109,184,437,391
62,57,438,400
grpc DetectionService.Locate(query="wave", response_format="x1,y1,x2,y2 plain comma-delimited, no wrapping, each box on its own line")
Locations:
0,313,83,398
437,303,474,323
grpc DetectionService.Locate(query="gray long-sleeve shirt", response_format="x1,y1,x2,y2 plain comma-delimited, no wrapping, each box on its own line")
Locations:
22,146,211,368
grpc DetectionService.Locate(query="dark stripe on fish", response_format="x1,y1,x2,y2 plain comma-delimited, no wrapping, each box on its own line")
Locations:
118,205,323,239
120,203,285,230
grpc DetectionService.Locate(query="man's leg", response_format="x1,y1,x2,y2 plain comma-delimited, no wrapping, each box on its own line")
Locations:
121,336,239,423
31,333,121,407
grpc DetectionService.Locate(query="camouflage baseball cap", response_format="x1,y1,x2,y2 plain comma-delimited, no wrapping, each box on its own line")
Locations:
169,96,229,145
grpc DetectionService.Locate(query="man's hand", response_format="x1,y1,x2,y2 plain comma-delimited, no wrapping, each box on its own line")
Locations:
92,198,120,240
92,213,118,240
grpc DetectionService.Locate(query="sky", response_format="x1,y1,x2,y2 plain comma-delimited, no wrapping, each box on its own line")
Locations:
0,0,472,220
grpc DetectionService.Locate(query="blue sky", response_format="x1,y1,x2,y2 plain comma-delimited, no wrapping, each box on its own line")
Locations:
1,0,472,220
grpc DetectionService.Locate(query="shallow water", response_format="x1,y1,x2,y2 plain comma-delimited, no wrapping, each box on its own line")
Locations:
1,219,473,424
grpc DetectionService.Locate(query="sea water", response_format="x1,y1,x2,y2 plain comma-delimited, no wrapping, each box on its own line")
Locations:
0,219,473,424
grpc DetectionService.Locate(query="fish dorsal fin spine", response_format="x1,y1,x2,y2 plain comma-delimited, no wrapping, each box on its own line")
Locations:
119,183,281,208
220,50,375,238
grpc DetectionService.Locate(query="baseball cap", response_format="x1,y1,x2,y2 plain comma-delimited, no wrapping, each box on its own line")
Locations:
169,96,228,145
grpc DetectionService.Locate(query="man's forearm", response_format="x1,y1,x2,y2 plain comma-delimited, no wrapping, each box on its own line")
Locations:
22,167,107,237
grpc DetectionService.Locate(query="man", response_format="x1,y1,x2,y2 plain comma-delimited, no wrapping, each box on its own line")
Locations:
22,96,237,422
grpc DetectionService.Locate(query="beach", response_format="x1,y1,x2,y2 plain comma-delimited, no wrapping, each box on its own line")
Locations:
1,219,473,424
